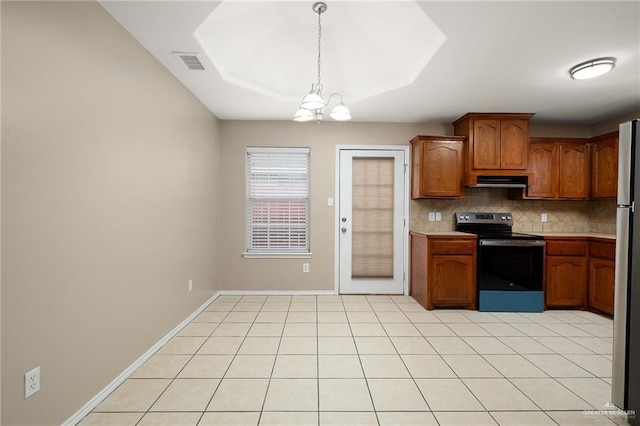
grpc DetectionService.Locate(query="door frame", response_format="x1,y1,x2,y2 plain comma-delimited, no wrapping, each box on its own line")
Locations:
334,145,410,295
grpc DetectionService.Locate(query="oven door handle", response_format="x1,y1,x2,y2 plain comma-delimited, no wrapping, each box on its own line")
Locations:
479,239,546,247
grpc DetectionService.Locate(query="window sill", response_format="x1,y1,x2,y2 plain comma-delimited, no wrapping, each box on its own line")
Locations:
242,252,313,259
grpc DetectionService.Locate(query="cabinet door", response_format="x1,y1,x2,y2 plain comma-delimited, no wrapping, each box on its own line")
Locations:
473,120,501,169
410,234,429,309
546,256,587,308
501,120,529,169
527,141,558,198
421,142,463,198
589,258,615,315
591,136,618,199
558,143,590,199
429,255,475,307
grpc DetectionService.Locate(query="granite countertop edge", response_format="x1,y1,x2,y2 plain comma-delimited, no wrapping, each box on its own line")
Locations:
409,231,615,239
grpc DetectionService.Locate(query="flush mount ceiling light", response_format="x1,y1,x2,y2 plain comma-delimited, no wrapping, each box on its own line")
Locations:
569,57,616,80
294,2,351,123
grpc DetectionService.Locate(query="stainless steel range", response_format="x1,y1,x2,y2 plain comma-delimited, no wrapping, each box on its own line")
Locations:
455,212,546,312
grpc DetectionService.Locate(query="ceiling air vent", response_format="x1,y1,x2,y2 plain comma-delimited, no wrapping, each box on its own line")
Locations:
173,52,205,71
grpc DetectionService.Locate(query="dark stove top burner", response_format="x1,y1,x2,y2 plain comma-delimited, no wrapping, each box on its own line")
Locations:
454,212,543,241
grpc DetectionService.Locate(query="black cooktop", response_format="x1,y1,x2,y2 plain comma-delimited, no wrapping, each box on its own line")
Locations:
465,231,544,241
455,212,543,241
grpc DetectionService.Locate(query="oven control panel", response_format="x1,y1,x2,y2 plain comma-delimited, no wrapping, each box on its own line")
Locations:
455,212,513,226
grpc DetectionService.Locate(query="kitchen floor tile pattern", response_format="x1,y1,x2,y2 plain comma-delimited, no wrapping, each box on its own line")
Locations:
81,295,630,425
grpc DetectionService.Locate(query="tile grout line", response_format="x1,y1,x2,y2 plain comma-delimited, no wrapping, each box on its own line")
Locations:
131,297,238,423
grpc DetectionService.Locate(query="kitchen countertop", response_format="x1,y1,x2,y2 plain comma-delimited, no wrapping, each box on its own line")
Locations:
538,232,616,240
409,231,476,237
410,231,615,240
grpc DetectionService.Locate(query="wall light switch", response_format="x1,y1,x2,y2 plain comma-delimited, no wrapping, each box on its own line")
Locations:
541,213,548,223
327,197,334,207
435,212,442,221
428,212,435,222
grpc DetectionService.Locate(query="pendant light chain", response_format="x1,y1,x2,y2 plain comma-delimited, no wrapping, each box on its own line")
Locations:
316,6,322,92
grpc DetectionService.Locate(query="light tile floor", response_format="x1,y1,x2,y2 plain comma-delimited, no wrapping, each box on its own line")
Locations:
79,295,631,425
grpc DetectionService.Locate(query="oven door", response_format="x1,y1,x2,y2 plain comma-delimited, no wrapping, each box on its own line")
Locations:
477,239,546,312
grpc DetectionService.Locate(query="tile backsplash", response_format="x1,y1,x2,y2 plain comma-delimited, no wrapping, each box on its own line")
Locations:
411,188,616,234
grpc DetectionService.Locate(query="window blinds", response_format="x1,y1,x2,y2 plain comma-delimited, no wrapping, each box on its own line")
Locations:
246,147,310,253
351,157,394,278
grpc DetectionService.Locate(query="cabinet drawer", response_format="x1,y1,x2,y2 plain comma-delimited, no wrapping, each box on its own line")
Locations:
590,241,615,260
429,239,476,255
546,239,588,256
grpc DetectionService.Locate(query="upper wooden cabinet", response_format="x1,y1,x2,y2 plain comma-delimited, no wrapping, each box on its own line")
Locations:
410,135,465,199
591,132,619,200
514,138,590,200
558,142,590,199
526,140,558,198
453,113,534,185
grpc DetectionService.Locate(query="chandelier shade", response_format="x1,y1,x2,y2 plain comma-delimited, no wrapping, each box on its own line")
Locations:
293,2,351,123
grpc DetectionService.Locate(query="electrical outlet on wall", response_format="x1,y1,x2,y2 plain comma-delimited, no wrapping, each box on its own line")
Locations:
435,212,442,221
25,366,40,399
303,263,310,273
541,213,548,223
428,212,435,221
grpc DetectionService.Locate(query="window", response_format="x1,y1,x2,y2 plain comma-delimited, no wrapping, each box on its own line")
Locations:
246,147,310,254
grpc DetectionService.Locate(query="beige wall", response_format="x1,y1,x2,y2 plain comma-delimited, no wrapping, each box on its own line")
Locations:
219,120,449,291
591,110,640,136
1,2,221,424
217,120,612,292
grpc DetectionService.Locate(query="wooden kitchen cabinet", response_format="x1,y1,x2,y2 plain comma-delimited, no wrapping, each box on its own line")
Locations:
453,113,534,186
526,140,558,198
591,132,619,200
545,238,588,309
410,233,477,310
512,138,590,200
410,136,465,199
589,239,615,315
558,142,590,199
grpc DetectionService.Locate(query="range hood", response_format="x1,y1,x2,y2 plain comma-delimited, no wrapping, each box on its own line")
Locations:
466,175,528,188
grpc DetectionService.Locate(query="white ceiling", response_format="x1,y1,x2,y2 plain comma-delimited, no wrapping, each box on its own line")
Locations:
101,1,640,125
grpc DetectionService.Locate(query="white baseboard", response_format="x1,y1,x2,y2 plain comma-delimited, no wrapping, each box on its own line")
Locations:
62,291,221,426
218,289,337,296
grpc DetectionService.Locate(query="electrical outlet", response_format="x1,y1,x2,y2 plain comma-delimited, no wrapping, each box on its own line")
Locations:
25,366,40,399
188,279,193,292
435,212,442,221
428,212,435,221
303,263,310,273
541,213,548,223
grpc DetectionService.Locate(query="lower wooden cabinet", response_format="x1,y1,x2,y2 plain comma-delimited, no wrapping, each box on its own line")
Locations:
589,239,615,315
545,238,588,309
410,233,476,310
544,237,615,314
546,256,588,308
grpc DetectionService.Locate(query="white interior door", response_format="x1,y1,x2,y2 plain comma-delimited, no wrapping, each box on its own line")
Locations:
337,148,407,294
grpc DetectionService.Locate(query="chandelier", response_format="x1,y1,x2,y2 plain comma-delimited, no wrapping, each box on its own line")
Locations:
293,2,351,123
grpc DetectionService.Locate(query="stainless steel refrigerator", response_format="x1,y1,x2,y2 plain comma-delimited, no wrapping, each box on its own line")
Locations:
613,119,640,424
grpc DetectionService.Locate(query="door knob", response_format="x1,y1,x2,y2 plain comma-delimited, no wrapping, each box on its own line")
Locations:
341,227,347,233
341,218,347,223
